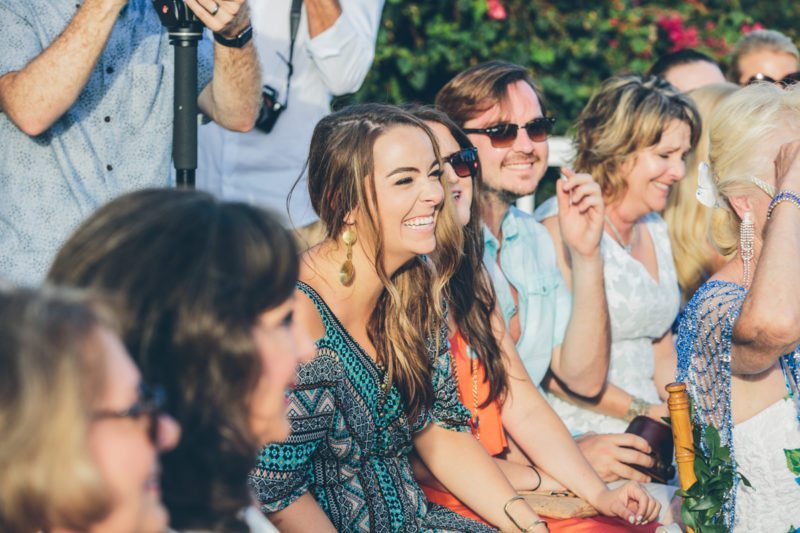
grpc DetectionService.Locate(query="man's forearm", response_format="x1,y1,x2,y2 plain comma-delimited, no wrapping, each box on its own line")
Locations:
0,0,124,136
556,254,610,396
305,0,342,38
199,38,261,132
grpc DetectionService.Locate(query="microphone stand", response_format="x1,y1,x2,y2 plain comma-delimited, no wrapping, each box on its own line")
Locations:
152,1,204,188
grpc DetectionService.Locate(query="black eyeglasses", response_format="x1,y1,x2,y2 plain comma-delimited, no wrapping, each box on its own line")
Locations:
444,147,479,178
746,72,800,87
462,117,556,148
93,383,166,444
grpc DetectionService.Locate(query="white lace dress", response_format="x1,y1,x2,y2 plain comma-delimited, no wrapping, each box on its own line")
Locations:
535,198,679,434
731,397,800,532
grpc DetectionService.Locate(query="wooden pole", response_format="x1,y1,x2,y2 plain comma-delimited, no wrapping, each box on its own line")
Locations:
667,382,696,533
666,382,696,491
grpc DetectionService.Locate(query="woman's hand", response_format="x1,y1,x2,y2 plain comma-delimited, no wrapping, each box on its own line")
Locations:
591,481,661,525
774,140,800,191
556,168,604,259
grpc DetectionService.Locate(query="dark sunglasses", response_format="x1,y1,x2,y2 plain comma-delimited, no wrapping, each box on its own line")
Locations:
463,117,556,148
93,383,166,444
444,147,479,178
746,71,800,87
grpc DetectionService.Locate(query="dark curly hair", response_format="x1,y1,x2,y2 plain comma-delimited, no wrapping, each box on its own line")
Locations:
48,188,298,532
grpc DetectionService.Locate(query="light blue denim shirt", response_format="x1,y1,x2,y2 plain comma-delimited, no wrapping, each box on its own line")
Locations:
483,206,572,386
0,1,213,286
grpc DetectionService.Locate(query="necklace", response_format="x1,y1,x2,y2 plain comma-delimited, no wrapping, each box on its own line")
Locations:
604,215,639,254
451,347,481,440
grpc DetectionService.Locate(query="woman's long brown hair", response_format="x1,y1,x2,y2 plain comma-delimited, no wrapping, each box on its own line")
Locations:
406,105,508,407
306,103,463,422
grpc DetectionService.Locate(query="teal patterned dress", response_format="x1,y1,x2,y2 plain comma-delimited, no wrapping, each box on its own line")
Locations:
250,282,496,532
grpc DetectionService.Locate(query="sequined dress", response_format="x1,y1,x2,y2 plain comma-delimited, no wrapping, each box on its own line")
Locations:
250,282,496,532
676,280,800,531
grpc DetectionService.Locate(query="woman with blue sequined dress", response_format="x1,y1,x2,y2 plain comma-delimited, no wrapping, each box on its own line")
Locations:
676,83,800,532
250,104,546,532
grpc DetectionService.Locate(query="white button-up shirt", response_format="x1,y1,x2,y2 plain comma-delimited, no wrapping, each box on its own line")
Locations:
197,0,385,227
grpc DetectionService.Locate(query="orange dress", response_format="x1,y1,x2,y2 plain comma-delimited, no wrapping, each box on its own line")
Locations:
419,330,659,533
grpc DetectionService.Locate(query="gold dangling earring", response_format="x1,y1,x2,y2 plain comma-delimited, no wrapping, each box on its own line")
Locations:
339,226,357,286
740,211,754,288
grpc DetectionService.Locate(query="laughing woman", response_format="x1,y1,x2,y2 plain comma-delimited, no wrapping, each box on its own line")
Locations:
535,76,700,434
250,104,546,532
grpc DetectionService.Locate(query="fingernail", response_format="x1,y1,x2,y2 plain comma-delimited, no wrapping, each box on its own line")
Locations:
628,516,635,524
637,515,643,524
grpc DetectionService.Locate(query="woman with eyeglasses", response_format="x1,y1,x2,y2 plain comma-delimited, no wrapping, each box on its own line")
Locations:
406,106,661,531
47,189,315,532
0,286,180,533
676,83,800,531
534,76,700,437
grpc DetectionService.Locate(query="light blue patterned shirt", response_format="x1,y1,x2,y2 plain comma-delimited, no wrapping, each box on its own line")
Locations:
483,206,572,386
0,1,213,286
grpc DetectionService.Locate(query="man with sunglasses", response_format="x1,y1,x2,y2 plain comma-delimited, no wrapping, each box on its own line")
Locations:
437,61,657,485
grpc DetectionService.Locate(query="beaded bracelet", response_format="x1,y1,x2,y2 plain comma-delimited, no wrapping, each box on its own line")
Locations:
624,397,651,422
767,190,800,219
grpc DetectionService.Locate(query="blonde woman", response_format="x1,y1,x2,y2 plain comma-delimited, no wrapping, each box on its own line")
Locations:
0,287,179,533
535,76,700,434
677,83,800,531
664,82,739,303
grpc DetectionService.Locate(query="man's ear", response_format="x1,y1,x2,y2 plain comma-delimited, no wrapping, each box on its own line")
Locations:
727,195,753,220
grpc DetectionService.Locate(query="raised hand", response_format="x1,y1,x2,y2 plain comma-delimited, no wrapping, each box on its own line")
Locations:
185,0,250,35
593,481,661,525
556,168,604,259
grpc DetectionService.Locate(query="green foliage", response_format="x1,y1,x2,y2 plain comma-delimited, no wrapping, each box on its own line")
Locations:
676,423,749,532
785,447,800,476
342,1,800,134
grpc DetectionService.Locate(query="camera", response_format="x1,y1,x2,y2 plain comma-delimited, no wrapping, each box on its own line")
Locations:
255,85,286,133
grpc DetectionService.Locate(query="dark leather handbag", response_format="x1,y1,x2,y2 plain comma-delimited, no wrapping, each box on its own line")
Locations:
623,416,676,484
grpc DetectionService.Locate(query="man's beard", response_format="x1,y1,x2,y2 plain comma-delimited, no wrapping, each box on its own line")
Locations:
482,184,524,207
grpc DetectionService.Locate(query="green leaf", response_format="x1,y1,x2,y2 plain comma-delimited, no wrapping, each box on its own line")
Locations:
785,448,800,476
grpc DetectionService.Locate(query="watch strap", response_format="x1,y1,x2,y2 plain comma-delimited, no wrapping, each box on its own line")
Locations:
213,24,253,48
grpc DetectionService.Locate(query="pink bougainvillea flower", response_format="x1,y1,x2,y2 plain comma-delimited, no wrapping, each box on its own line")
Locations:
741,22,765,34
487,0,507,21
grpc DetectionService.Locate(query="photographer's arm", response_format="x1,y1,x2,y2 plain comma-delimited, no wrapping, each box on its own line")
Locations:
190,0,261,132
0,0,126,136
305,0,384,95
306,0,342,37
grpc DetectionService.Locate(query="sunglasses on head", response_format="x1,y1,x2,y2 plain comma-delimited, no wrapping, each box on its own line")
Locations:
463,116,556,148
444,147,479,178
93,383,167,444
746,71,800,87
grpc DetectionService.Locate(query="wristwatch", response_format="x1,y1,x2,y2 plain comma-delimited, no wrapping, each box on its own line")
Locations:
213,24,253,48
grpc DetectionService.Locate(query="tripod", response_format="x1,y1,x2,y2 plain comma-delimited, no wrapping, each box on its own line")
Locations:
152,1,203,188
